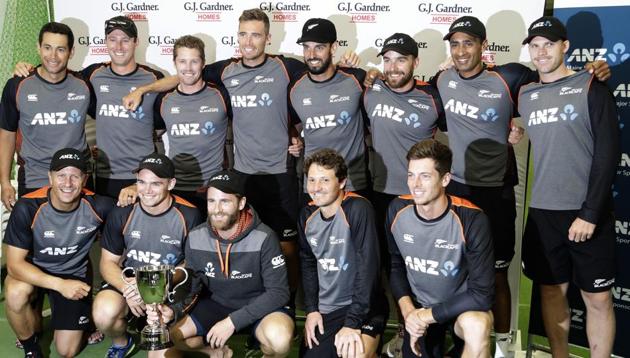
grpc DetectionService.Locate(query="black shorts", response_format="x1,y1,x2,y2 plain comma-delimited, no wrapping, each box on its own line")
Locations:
401,318,464,358
35,275,95,331
189,295,293,347
239,171,298,241
300,305,388,358
446,180,516,271
522,208,616,292
95,177,136,199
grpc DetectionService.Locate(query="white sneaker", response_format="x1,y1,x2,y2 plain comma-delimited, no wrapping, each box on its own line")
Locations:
494,332,513,358
381,325,404,358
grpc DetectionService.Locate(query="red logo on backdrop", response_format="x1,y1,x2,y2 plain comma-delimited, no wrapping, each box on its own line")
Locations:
111,2,160,21
259,2,311,23
416,2,473,25
78,36,109,56
337,2,391,24
182,2,235,22
148,35,176,56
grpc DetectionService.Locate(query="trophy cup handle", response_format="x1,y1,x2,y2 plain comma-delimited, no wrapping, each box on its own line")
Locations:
167,266,189,303
121,267,136,286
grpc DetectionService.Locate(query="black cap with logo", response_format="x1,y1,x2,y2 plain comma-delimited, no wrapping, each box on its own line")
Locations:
522,16,567,45
378,33,418,57
205,170,247,197
297,18,337,44
133,153,175,179
105,15,138,38
443,16,486,41
50,148,88,173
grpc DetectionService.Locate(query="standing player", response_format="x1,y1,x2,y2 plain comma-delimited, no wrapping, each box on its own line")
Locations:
387,139,494,357
299,149,388,358
0,22,92,210
289,18,370,196
93,153,202,357
363,32,445,357
146,170,293,357
4,148,113,358
519,16,618,358
13,16,166,200
117,35,231,217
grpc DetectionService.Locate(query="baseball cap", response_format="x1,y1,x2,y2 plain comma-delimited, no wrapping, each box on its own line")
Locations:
522,16,567,45
50,148,88,172
443,16,486,41
297,18,337,44
378,33,418,57
205,170,247,197
133,153,174,179
105,15,138,38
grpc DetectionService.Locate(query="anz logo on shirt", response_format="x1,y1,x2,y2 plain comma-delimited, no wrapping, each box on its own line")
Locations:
127,249,162,266
30,110,82,125
169,121,216,136
304,111,352,129
527,104,579,126
98,104,147,122
318,257,349,272
371,104,421,127
404,256,459,277
444,99,499,122
230,93,273,108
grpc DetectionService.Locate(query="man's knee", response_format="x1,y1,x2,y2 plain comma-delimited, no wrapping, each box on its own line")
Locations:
54,331,83,358
581,290,613,311
456,311,492,349
257,312,294,355
5,276,36,312
92,290,126,329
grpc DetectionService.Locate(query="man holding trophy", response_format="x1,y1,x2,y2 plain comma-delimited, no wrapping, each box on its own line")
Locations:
146,170,294,357
93,153,202,357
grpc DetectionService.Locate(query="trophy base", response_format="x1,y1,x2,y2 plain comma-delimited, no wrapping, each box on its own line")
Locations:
139,325,174,351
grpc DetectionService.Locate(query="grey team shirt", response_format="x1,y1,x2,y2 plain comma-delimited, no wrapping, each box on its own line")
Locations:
84,63,164,180
203,55,304,174
155,85,230,191
0,70,91,188
289,68,368,191
4,188,113,278
364,79,444,195
436,67,514,187
101,197,202,268
519,71,595,210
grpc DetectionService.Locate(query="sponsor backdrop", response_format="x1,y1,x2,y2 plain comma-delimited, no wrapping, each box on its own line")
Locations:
48,0,546,333
526,1,630,356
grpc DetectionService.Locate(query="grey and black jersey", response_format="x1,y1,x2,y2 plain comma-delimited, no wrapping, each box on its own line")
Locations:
364,79,445,195
185,206,289,330
83,63,164,180
4,187,113,278
0,69,92,188
435,67,515,187
155,84,231,191
289,68,368,191
101,196,202,268
519,70,620,219
386,195,494,323
298,193,382,329
202,55,306,174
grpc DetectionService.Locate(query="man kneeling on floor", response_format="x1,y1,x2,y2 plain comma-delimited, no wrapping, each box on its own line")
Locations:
147,170,294,357
386,139,495,357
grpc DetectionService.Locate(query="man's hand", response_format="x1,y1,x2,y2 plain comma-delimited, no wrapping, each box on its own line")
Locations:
334,327,364,358
1,182,16,211
568,217,596,242
123,88,145,111
404,308,432,338
123,283,146,317
410,335,423,357
508,125,525,145
338,51,361,68
438,56,454,71
288,137,303,157
304,311,324,349
209,345,233,358
206,317,236,349
585,60,610,82
57,279,91,300
364,69,384,88
117,184,138,207
146,303,175,326
14,62,34,77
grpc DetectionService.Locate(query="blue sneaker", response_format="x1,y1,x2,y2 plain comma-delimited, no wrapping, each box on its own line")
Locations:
105,335,135,358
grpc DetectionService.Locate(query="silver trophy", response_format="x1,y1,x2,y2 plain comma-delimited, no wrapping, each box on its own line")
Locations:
122,264,188,350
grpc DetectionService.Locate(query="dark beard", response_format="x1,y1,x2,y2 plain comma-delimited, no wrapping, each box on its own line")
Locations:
306,56,332,75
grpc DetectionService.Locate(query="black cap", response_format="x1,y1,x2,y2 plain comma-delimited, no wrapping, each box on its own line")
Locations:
50,148,88,173
206,170,247,197
522,16,567,45
443,16,486,41
105,16,138,38
133,153,174,179
297,18,337,44
378,33,418,57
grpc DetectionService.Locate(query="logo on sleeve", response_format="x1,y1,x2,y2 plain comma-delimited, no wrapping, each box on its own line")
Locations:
27,94,38,102
271,255,286,268
230,270,253,279
67,92,86,101
205,262,215,277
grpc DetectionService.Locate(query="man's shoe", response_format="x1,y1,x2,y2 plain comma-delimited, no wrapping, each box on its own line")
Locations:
105,335,135,358
381,324,404,358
